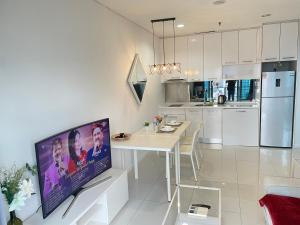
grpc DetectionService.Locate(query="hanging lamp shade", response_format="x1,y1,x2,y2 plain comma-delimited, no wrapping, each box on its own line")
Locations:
149,17,181,75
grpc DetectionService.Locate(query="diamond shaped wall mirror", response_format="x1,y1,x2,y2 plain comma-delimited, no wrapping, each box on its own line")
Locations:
128,54,147,104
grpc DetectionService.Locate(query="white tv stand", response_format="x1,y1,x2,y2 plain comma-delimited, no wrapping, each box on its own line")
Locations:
24,168,128,225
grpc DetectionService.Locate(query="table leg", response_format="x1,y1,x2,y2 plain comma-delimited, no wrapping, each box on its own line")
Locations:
178,142,181,184
174,142,181,213
134,150,139,179
175,142,180,185
166,152,171,202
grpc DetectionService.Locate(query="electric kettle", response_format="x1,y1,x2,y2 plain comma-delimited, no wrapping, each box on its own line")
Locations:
218,95,227,104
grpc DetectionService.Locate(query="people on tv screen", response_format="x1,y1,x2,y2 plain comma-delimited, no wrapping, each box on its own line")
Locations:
87,123,110,162
68,129,87,174
43,138,68,197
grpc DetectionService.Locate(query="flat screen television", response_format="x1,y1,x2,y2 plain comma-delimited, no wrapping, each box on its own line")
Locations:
35,118,112,218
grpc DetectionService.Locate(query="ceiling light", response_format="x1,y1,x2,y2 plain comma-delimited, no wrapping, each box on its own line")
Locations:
213,0,226,5
261,13,272,18
177,24,185,28
150,18,182,75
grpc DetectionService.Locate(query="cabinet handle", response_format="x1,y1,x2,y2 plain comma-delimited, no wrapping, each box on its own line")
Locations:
224,61,236,65
207,77,217,80
264,57,277,61
205,109,216,113
282,56,295,60
241,60,254,63
236,110,246,112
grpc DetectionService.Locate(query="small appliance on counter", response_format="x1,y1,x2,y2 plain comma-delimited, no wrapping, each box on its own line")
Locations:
217,95,227,104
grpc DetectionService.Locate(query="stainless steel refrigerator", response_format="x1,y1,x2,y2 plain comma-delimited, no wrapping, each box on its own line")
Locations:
260,71,296,148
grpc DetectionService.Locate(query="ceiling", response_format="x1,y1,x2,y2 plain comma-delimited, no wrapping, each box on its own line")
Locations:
96,0,300,37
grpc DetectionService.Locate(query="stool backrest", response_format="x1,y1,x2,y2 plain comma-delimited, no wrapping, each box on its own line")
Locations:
191,127,202,152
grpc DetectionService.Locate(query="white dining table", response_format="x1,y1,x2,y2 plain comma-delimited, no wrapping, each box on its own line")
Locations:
111,121,191,202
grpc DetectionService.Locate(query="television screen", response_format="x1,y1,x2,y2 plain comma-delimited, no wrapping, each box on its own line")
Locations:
35,118,112,218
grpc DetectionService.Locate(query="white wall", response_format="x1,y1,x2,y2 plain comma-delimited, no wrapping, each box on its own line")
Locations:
0,0,163,220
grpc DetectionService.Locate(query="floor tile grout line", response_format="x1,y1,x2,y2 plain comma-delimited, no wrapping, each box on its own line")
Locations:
126,154,167,225
124,199,146,225
235,148,244,225
121,146,293,225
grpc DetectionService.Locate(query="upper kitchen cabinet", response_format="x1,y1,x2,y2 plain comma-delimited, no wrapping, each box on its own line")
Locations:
262,23,281,62
176,36,189,76
239,29,258,64
256,27,262,63
162,36,188,82
204,33,222,81
262,21,298,62
280,22,298,61
222,31,239,65
161,38,173,82
188,35,204,82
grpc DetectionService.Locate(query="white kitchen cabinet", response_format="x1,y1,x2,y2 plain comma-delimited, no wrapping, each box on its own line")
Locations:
159,108,186,122
185,108,203,138
164,37,174,64
223,63,261,80
164,113,186,122
262,23,281,62
222,31,239,65
161,37,188,82
204,33,222,81
188,35,204,81
202,108,222,143
239,29,258,64
160,38,172,82
223,108,259,146
257,27,262,63
280,22,298,61
176,36,189,76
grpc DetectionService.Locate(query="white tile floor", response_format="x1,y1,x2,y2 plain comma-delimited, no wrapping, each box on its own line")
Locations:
111,145,300,225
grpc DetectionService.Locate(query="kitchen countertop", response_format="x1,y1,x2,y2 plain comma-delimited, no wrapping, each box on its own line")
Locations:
160,102,259,109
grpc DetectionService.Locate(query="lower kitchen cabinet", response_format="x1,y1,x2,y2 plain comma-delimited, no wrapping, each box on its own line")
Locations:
159,108,186,123
165,113,186,122
185,108,204,138
202,108,222,143
160,106,259,146
223,108,259,146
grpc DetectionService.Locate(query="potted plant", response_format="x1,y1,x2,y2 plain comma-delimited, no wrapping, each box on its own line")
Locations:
0,163,37,225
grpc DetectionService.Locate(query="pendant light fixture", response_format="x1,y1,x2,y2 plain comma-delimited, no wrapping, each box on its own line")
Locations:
150,17,181,75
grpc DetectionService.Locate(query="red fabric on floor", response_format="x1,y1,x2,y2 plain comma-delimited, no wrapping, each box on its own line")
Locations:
259,194,300,225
